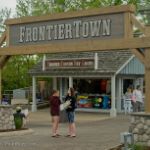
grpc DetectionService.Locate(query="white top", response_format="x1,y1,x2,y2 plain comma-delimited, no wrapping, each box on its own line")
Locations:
124,92,132,100
133,89,143,103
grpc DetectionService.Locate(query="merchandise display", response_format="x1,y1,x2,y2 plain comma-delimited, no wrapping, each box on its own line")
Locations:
77,95,111,109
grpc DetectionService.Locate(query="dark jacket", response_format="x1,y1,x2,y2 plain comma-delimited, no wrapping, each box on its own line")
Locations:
49,96,61,116
65,95,76,112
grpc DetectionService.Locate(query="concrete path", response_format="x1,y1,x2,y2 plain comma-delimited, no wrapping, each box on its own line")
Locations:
0,109,130,150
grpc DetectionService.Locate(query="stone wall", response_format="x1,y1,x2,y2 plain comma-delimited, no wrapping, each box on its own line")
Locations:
0,105,15,130
130,113,150,146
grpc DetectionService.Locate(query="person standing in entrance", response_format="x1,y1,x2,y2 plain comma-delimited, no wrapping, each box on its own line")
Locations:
132,85,143,112
49,90,61,137
65,87,77,137
124,87,133,113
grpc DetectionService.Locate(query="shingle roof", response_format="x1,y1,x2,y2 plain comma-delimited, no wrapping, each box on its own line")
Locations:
29,50,133,76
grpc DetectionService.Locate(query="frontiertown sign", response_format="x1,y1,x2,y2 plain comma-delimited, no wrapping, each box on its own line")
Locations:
19,19,111,42
9,13,124,46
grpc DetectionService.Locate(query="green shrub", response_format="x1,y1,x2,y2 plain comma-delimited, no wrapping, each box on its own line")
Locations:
129,144,149,150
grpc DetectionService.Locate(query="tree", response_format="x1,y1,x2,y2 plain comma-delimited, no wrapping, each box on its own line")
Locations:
2,0,55,92
138,2,150,25
2,55,40,91
16,0,53,17
0,8,11,35
50,0,150,11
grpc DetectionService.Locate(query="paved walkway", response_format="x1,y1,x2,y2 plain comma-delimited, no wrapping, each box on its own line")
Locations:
0,109,130,150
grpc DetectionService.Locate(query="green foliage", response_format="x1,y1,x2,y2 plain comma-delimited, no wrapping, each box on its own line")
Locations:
2,55,40,91
1,0,49,92
129,144,149,150
30,0,52,16
0,8,11,35
48,0,150,12
16,0,53,16
16,0,31,16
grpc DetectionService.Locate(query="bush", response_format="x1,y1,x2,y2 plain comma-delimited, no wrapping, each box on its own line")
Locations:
129,144,149,150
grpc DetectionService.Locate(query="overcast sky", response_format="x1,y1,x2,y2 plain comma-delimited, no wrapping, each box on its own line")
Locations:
0,0,16,13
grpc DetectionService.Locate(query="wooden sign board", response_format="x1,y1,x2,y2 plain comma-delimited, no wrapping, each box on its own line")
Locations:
5,5,135,47
45,58,94,69
9,14,124,46
2,5,150,56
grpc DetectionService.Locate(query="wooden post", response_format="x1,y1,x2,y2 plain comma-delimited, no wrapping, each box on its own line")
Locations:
94,53,98,70
53,77,57,90
69,77,73,88
32,76,37,112
145,49,150,112
116,77,122,112
124,12,133,38
42,54,46,71
0,31,7,103
64,78,68,96
59,77,63,101
143,27,150,113
110,75,117,117
0,69,1,103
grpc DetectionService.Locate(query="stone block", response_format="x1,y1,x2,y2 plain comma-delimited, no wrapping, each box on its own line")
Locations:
137,123,144,129
146,128,150,135
134,134,138,142
131,117,135,124
133,128,139,134
1,117,5,120
3,125,7,130
138,135,143,142
140,117,145,124
147,140,150,146
10,116,14,121
129,125,135,132
144,125,148,130
139,128,145,135
146,120,150,126
143,134,149,142
0,106,15,130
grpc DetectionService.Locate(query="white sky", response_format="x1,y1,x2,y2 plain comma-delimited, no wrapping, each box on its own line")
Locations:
0,0,16,12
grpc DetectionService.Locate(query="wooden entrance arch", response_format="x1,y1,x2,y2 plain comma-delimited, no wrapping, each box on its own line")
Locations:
0,5,150,115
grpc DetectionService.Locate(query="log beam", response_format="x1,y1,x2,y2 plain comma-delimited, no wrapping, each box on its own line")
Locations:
0,37,150,55
131,14,146,34
145,49,150,112
0,31,6,45
131,49,146,65
0,56,10,69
